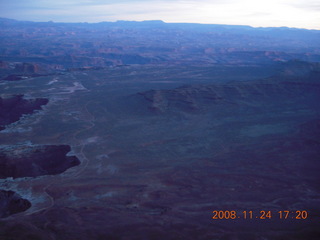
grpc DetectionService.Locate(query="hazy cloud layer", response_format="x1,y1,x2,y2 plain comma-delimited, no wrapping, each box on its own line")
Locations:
0,0,319,29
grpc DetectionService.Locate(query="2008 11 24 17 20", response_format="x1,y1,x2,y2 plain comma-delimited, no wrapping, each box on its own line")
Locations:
212,210,308,220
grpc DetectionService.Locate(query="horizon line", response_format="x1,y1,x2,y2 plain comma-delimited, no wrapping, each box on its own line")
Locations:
1,17,319,31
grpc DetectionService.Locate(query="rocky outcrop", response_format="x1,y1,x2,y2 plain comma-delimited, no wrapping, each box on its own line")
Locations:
0,145,80,179
0,95,48,131
0,190,31,218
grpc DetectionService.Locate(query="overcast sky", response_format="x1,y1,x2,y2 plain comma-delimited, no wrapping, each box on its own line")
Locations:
0,0,319,29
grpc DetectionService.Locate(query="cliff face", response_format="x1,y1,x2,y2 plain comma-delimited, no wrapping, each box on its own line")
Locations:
0,95,48,130
0,145,80,179
14,63,40,73
0,61,62,80
0,190,31,218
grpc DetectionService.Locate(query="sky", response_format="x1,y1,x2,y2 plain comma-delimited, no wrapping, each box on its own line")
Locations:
0,0,319,30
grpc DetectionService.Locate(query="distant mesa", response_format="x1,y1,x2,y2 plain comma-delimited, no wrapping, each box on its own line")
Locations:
2,75,25,81
137,86,224,113
277,60,320,78
0,190,31,218
1,73,56,81
133,63,320,114
0,95,48,131
0,61,59,80
0,145,80,179
14,62,40,74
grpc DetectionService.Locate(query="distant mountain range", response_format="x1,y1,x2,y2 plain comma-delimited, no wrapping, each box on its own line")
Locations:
0,17,319,78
